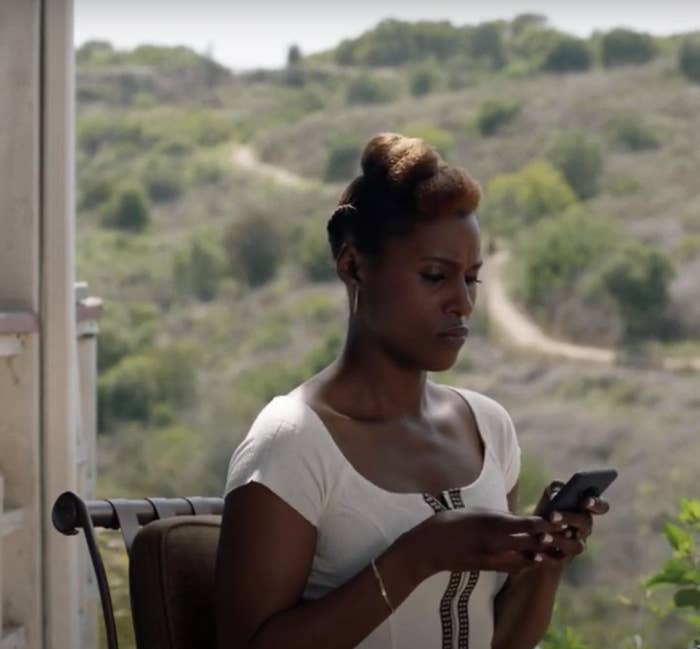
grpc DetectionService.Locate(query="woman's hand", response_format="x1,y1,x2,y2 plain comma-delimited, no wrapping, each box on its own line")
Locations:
408,508,561,578
533,482,610,562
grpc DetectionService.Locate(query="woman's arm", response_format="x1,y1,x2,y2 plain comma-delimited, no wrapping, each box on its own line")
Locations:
216,482,558,649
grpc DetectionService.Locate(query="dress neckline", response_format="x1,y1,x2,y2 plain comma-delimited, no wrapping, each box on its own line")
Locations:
278,385,492,499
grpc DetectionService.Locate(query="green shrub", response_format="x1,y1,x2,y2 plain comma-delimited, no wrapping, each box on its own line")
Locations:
607,114,660,151
483,161,578,236
646,498,700,640
78,174,114,210
546,132,604,200
541,36,593,73
98,344,196,429
223,213,283,287
409,62,442,97
592,241,674,340
679,37,700,83
97,303,158,372
100,183,150,231
514,210,617,310
324,138,362,182
475,99,521,136
600,29,657,67
297,220,335,282
346,74,397,105
467,22,507,70
141,158,186,202
173,237,223,301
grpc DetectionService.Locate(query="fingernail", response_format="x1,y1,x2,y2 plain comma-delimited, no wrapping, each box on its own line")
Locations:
542,534,553,544
534,553,543,562
586,498,595,508
550,511,562,522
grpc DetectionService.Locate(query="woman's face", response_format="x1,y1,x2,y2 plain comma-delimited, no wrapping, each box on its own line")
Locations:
360,213,482,372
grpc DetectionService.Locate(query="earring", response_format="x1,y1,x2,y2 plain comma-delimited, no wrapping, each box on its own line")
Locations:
351,285,359,316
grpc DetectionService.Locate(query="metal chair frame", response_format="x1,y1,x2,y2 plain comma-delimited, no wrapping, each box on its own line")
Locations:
52,491,223,649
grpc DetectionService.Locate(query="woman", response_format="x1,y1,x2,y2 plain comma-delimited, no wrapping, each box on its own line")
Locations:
216,133,609,649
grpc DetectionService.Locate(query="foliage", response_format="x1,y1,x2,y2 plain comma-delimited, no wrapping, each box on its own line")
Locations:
409,61,443,97
97,303,158,372
100,183,150,231
607,113,660,151
646,499,700,637
324,137,362,182
546,132,604,200
173,237,224,301
541,36,593,73
140,156,186,202
600,29,657,67
466,21,507,70
541,626,593,649
591,241,675,340
345,74,398,105
475,99,521,136
98,344,196,430
679,37,700,83
513,209,617,311
296,219,336,282
334,19,463,67
223,213,283,287
287,44,302,67
483,161,578,236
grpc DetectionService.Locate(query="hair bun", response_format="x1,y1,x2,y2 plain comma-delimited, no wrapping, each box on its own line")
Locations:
361,132,441,187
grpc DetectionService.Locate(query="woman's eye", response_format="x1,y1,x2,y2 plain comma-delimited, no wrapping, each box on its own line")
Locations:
420,272,445,283
466,277,482,285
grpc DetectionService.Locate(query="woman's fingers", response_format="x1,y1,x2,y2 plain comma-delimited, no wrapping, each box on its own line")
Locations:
584,497,610,515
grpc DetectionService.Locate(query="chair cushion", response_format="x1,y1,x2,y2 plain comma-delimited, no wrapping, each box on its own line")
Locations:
129,515,221,649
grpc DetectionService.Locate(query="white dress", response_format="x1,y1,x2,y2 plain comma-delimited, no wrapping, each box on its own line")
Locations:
224,386,522,649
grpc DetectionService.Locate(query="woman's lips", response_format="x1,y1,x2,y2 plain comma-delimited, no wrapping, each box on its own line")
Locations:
437,325,469,343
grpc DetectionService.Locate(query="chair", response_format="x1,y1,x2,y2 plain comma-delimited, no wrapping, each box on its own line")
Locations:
52,492,224,649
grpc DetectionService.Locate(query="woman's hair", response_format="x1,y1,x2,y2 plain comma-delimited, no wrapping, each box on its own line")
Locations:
327,133,482,259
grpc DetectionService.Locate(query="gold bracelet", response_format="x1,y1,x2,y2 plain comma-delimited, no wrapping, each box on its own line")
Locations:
370,558,394,614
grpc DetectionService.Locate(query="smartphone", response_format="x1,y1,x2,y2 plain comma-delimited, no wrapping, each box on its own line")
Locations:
539,469,618,516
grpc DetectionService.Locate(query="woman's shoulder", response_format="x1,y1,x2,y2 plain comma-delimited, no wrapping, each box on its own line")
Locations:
444,385,514,427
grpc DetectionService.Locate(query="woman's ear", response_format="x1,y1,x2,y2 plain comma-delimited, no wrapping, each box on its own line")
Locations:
336,242,363,285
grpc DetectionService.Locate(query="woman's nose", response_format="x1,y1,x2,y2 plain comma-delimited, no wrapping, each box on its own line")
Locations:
448,281,475,318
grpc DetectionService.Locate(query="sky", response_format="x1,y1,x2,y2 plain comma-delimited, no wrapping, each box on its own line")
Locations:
75,1,700,72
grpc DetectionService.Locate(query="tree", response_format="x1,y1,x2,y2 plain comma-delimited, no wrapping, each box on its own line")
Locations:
467,22,507,69
546,132,603,200
541,36,593,73
324,138,361,182
483,161,577,236
594,241,674,339
287,44,302,67
475,99,521,136
223,213,282,287
600,29,657,67
679,37,700,83
100,183,150,231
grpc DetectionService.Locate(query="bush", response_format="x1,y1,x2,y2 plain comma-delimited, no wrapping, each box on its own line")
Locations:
345,74,397,105
98,344,196,429
679,37,700,83
514,210,617,311
173,237,223,301
297,220,335,282
600,29,657,67
592,241,674,340
409,62,442,97
467,22,507,70
141,157,187,202
541,36,593,73
324,138,362,182
475,99,521,136
100,183,150,231
223,213,283,287
546,132,603,200
483,161,578,236
607,113,660,151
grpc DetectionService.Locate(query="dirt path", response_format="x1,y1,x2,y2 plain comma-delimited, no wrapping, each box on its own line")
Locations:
230,144,700,372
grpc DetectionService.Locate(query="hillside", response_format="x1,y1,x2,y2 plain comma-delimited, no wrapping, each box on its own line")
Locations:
76,20,700,649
